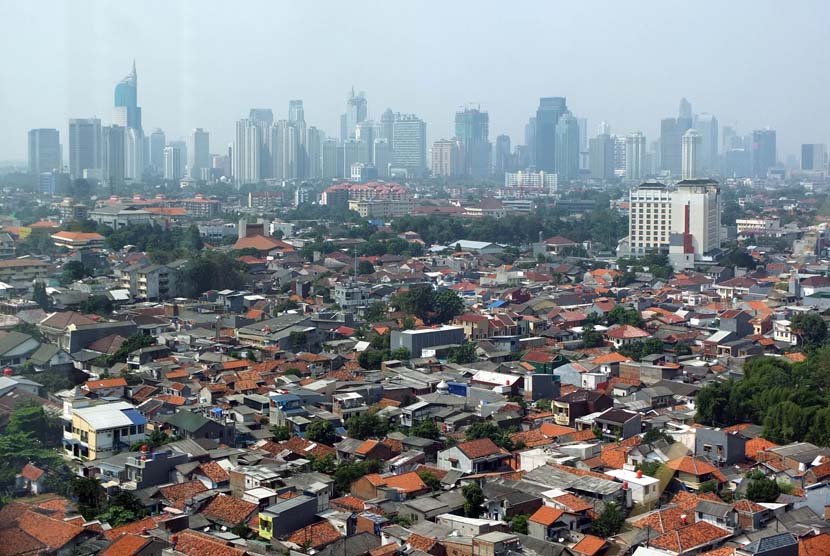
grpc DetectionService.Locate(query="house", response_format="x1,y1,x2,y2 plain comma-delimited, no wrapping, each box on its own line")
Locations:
100,533,169,556
527,506,569,542
605,325,650,348
201,493,259,528
604,469,660,507
163,409,235,445
649,520,732,555
65,401,147,460
258,494,318,540
350,471,429,501
695,427,747,466
695,499,739,532
553,390,614,427
736,533,798,556
665,456,727,491
0,331,40,368
15,463,47,495
593,408,641,441
543,236,578,256
82,377,128,398
437,438,511,473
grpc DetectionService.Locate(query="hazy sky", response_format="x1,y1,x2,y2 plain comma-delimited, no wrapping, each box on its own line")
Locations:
3,0,829,162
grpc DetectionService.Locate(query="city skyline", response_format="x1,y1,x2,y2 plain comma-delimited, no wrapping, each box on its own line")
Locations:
3,1,830,163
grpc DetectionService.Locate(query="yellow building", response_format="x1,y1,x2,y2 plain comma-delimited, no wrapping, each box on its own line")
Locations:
64,401,147,460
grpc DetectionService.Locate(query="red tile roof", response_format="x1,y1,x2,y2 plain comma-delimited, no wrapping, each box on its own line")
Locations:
528,506,565,526
159,480,208,505
457,437,508,459
552,493,593,513
174,530,245,556
649,521,731,553
572,535,607,556
198,462,230,484
202,494,258,525
103,516,161,541
286,520,342,549
16,510,85,551
19,463,45,481
101,533,152,556
800,533,830,556
0,527,44,556
606,325,650,339
746,437,779,461
667,456,726,482
84,377,128,389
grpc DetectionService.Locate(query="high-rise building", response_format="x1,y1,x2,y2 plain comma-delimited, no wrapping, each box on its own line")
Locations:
535,97,567,172
801,144,827,172
695,113,718,176
625,131,646,181
124,128,144,181
373,138,391,178
681,129,701,180
494,135,511,174
163,145,183,180
288,100,304,123
431,139,462,177
660,117,692,176
356,121,377,165
554,112,580,181
751,129,777,177
102,125,126,188
454,107,491,177
28,128,61,175
233,119,261,185
524,117,536,169
149,129,165,175
306,126,322,179
678,97,693,120
321,138,339,179
190,128,210,179
613,136,627,176
392,114,427,176
343,88,367,141
577,117,589,171
380,109,396,151
627,179,721,265
114,61,141,130
249,109,274,127
589,133,614,181
68,118,101,180
343,139,364,178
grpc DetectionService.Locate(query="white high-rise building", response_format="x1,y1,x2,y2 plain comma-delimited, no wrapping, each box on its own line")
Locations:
68,118,102,180
190,128,210,179
163,145,183,180
234,119,261,185
625,131,646,180
681,129,701,180
124,127,144,181
392,114,427,176
627,180,721,266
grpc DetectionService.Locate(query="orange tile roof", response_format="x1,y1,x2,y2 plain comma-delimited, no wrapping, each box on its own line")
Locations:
700,547,736,556
174,530,245,556
632,506,691,534
572,535,607,556
382,472,427,494
84,377,127,389
552,493,593,513
529,506,565,526
356,439,380,455
408,533,438,552
159,480,208,505
330,495,367,513
591,352,633,365
201,494,258,525
511,429,554,448
457,438,508,459
101,533,151,556
784,352,808,363
221,360,251,370
746,437,779,461
539,422,577,438
16,510,85,551
667,456,726,481
102,516,161,541
370,544,400,556
286,520,342,549
197,462,230,484
800,533,830,556
650,521,731,553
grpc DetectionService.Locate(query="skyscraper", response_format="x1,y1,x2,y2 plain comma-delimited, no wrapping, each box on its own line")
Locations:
190,128,210,179
751,129,776,177
343,139,363,178
149,129,166,175
233,119,261,185
249,109,274,127
678,97,692,120
695,113,718,176
114,61,141,130
589,133,615,181
660,117,692,176
681,129,701,180
321,138,339,179
801,144,827,172
163,145,183,180
68,118,101,180
356,121,377,165
28,128,61,175
289,100,304,123
373,139,391,178
124,128,144,181
454,107,491,177
432,139,462,177
625,131,646,181
306,126,322,179
524,117,536,169
380,109,396,151
535,97,567,172
554,112,580,181
343,88,367,141
102,125,126,188
494,135,511,174
392,114,427,176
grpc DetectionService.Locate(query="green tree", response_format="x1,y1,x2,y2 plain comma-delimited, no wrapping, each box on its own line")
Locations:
581,324,604,348
465,421,514,450
510,514,529,535
72,476,107,519
311,453,337,474
357,260,375,275
305,420,337,445
591,502,624,537
365,302,389,323
462,483,485,517
745,475,781,503
432,289,464,324
418,470,442,492
61,260,92,284
699,479,719,493
271,425,291,441
32,282,50,310
790,312,828,352
606,305,645,327
411,420,441,440
390,347,411,361
449,342,478,364
346,413,389,440
105,333,156,366
6,402,62,447
332,459,383,494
